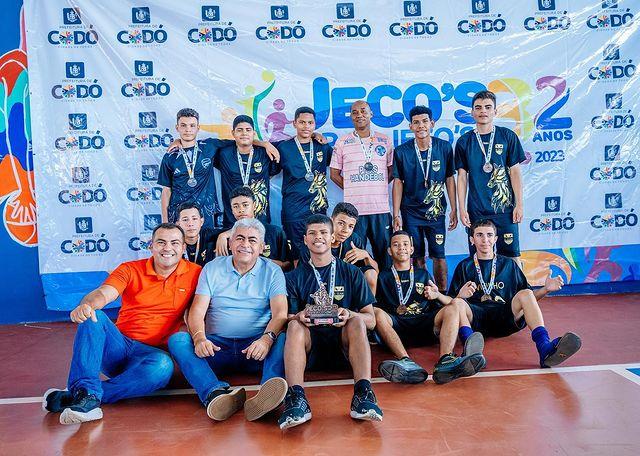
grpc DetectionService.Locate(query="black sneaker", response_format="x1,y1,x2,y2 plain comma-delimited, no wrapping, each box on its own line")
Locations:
433,353,485,385
42,388,73,413
541,332,582,368
205,387,246,421
59,388,102,425
350,387,383,422
378,358,428,384
278,387,312,430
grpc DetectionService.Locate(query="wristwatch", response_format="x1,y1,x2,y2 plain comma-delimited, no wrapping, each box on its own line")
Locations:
263,331,277,342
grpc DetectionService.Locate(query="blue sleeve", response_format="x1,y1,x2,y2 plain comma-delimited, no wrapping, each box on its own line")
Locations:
351,266,375,311
268,265,288,298
448,261,466,297
195,264,213,296
157,154,173,187
392,146,404,180
445,142,455,178
506,131,526,167
454,137,469,171
285,272,302,314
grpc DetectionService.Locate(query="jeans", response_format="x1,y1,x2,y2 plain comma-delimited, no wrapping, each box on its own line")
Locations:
168,331,286,404
67,310,174,403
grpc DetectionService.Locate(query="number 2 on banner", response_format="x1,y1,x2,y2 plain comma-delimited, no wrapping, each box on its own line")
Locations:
534,76,572,130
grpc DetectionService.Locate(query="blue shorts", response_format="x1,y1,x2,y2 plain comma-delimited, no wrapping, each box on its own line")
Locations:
404,218,446,259
468,214,521,257
283,219,307,258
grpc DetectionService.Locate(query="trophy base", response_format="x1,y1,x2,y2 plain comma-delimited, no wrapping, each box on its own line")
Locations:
311,316,340,325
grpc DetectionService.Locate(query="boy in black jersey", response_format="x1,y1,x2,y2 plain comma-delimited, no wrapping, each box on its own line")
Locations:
449,220,581,368
375,231,485,384
279,215,382,429
175,202,217,266
215,186,292,270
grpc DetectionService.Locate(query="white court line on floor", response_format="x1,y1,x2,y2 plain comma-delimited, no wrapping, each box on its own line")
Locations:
2,362,639,406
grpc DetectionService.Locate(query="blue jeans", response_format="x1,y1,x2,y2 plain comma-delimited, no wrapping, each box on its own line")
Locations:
67,310,174,403
168,331,286,404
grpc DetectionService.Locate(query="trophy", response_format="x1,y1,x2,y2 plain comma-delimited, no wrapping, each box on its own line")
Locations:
305,284,340,325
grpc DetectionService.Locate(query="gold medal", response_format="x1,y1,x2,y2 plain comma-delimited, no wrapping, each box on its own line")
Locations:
396,304,407,315
481,294,491,302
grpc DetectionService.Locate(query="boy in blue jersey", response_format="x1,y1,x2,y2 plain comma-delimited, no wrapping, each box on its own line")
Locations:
279,214,382,429
448,220,581,368
375,231,485,385
276,107,333,253
455,91,525,260
164,113,280,229
392,105,457,291
215,186,293,270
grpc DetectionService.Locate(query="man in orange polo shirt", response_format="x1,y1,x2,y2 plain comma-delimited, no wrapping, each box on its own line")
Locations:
42,223,201,425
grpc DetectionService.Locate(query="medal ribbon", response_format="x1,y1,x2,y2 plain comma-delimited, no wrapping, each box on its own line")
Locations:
473,126,495,167
354,130,374,164
237,147,255,186
414,139,432,185
184,235,201,263
309,258,336,304
294,137,314,177
473,253,497,296
181,143,200,182
391,265,414,307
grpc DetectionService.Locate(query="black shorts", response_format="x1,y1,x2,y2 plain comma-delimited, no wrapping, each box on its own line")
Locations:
404,220,446,259
468,300,526,338
389,309,440,346
307,326,349,371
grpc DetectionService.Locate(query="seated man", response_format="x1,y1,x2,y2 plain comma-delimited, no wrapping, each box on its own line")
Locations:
375,231,485,384
297,202,378,294
43,223,201,424
168,218,289,422
176,202,217,266
279,214,382,430
449,219,581,368
215,186,293,270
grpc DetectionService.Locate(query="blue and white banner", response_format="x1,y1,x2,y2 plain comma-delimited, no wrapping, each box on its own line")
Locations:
25,1,639,293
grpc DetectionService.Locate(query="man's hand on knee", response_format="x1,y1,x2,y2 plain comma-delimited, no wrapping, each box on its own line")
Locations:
70,303,97,324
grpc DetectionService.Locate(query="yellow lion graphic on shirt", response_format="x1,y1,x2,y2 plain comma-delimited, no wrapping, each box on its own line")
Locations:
309,171,328,213
424,181,445,220
488,165,513,213
249,179,268,217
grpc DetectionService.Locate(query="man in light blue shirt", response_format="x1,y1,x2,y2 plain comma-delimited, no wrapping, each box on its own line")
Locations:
168,218,288,422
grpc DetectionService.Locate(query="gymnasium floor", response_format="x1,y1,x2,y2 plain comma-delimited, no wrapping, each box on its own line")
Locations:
1,293,639,455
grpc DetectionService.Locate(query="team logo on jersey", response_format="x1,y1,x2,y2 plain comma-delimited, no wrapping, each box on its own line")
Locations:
503,233,514,244
431,160,441,172
317,150,324,162
424,181,445,220
201,158,212,169
435,234,444,245
309,171,328,213
495,143,504,154
488,165,514,213
263,244,271,258
333,286,345,301
253,161,263,173
375,145,386,156
249,179,268,217
415,282,424,295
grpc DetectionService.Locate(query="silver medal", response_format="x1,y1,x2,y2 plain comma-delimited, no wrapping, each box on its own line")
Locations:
187,177,198,187
364,162,374,171
305,172,314,182
483,162,493,173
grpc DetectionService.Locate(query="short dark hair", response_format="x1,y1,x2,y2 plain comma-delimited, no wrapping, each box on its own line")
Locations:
470,219,497,236
233,115,254,130
229,185,255,203
176,108,199,123
152,223,185,242
390,230,413,244
294,106,316,121
177,202,203,218
332,202,359,221
471,90,497,109
305,214,333,234
409,105,433,122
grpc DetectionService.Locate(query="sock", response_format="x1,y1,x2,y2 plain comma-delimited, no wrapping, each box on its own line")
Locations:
459,326,473,344
354,379,371,394
531,326,554,359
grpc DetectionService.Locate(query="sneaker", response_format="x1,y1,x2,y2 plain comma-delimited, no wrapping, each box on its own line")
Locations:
59,388,102,425
378,358,428,384
206,388,246,421
244,377,288,422
541,332,582,368
350,387,383,421
278,387,312,430
462,332,487,370
433,353,485,385
42,388,72,413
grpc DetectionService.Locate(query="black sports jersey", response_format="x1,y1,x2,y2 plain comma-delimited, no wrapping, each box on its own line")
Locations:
375,267,439,316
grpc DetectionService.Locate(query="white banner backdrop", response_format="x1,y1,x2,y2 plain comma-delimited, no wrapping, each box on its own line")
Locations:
26,0,639,275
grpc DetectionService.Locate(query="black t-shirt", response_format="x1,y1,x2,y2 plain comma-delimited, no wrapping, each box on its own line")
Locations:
296,232,367,268
375,267,439,316
448,255,530,305
213,143,279,228
184,228,219,266
276,138,333,222
454,126,525,220
393,137,455,225
286,259,375,315
158,139,231,228
263,223,292,262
